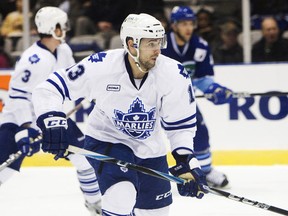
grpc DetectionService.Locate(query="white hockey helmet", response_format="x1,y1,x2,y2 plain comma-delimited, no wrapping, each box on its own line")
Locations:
35,6,69,41
120,13,166,51
120,13,166,72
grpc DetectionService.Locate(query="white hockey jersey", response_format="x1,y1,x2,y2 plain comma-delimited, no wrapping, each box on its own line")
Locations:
33,49,197,159
1,41,75,128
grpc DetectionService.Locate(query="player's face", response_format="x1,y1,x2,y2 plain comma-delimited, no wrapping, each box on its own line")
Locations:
139,38,161,71
174,20,194,42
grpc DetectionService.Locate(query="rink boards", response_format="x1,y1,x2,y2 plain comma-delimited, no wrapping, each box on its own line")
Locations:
1,62,288,166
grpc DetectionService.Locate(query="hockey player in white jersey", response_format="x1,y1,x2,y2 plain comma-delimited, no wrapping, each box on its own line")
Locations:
32,13,208,215
0,7,101,215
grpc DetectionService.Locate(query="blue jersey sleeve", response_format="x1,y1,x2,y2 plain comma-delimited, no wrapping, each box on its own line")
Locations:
191,35,214,79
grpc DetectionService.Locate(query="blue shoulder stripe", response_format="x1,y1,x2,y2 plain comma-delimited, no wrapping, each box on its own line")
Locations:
47,79,65,101
54,72,71,100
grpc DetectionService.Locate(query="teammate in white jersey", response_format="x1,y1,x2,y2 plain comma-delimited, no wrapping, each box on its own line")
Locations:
0,7,101,215
32,13,208,216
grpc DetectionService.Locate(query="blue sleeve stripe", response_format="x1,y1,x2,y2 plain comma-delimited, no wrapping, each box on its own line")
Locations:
47,79,65,101
161,114,196,126
161,122,196,131
54,72,71,100
11,87,31,94
9,95,29,100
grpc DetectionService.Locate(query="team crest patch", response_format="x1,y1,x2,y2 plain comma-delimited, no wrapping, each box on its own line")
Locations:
113,98,156,139
88,52,107,63
29,54,40,64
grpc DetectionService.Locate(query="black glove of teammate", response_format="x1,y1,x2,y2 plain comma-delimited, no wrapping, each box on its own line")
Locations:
15,127,41,156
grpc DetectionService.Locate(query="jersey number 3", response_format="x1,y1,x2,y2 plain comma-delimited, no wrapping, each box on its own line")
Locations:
22,70,31,82
68,65,85,81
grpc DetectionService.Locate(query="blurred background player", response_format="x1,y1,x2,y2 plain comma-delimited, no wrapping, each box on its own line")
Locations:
32,13,208,215
161,6,233,188
0,6,101,215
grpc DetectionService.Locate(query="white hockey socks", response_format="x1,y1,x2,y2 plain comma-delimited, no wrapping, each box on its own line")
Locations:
68,153,101,203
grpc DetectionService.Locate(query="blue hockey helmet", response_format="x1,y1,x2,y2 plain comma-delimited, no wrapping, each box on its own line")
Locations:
170,6,196,23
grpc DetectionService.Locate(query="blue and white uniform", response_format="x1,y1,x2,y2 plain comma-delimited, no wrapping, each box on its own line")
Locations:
33,49,197,212
1,42,74,129
161,31,215,173
33,49,197,157
0,42,74,171
0,41,100,207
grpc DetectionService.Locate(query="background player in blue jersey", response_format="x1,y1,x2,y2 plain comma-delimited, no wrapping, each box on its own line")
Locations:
161,6,233,188
32,13,208,216
0,7,101,215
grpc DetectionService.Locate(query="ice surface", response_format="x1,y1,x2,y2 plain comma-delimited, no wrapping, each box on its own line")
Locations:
0,166,287,216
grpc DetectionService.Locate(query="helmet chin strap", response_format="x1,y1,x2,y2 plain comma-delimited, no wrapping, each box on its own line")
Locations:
52,30,66,43
127,49,147,73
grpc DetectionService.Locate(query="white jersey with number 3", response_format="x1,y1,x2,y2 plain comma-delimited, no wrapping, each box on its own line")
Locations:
1,42,75,128
33,49,197,159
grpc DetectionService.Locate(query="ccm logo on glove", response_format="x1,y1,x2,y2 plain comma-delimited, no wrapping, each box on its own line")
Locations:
43,117,68,128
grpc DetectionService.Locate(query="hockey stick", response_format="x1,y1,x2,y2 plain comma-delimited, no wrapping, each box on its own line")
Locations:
205,186,288,216
196,91,288,99
0,99,89,172
68,145,288,216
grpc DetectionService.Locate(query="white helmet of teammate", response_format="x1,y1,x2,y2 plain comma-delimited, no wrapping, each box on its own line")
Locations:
120,13,166,71
35,6,69,42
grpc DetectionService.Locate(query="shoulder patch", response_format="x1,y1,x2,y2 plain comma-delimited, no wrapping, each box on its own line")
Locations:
88,52,107,63
29,54,40,64
194,48,207,62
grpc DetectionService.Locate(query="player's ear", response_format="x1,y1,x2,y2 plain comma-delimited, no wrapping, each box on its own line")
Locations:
54,24,64,39
127,38,137,56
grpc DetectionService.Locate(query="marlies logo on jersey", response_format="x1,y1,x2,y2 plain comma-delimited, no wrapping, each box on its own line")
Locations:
88,52,107,63
29,54,40,64
113,98,156,139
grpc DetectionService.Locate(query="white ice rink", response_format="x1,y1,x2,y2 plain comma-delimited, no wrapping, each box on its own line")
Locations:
0,166,288,216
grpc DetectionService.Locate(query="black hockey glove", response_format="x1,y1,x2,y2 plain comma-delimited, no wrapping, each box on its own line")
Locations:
169,149,208,199
36,111,68,160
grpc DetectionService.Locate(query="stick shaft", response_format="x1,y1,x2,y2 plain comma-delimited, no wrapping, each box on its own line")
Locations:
0,151,22,171
205,186,288,215
69,146,288,216
68,146,184,184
